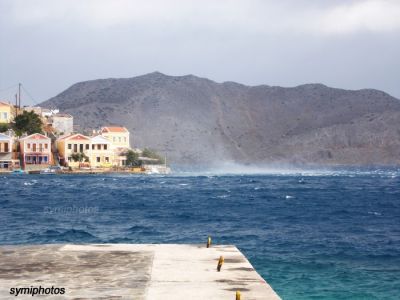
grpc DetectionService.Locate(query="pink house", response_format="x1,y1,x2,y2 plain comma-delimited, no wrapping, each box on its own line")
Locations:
19,133,52,168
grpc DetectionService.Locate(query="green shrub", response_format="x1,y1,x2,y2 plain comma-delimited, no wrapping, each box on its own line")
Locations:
141,148,165,164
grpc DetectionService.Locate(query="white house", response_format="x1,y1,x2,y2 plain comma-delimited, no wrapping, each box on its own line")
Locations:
0,132,20,170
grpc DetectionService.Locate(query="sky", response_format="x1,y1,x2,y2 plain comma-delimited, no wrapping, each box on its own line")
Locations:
1,0,400,105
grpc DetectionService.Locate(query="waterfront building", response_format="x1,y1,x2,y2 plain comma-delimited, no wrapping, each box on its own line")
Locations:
54,127,138,169
57,133,91,168
90,135,114,168
100,126,130,167
0,101,13,124
113,147,129,167
19,133,52,169
101,126,130,148
0,133,20,170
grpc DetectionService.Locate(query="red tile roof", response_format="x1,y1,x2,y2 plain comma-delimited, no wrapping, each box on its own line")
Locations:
0,101,12,107
102,126,129,133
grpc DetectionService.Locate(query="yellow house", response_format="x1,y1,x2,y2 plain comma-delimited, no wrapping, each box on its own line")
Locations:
101,126,130,148
0,101,13,124
57,133,91,168
90,135,114,168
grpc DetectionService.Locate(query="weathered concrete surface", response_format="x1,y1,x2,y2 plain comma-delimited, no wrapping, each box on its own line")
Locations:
0,244,280,299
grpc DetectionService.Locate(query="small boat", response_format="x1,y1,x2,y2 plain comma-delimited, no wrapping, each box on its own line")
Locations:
11,169,25,174
40,166,62,175
40,168,56,175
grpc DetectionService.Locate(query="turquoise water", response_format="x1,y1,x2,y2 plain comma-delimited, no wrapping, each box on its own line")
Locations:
1,170,399,299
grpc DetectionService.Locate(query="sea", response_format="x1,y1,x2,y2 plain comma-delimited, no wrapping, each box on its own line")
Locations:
1,167,399,299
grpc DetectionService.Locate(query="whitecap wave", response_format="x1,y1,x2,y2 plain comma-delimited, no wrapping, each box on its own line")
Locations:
173,162,400,177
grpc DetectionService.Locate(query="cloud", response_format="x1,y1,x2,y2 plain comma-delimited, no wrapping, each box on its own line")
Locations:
1,0,399,101
2,0,400,35
314,0,400,34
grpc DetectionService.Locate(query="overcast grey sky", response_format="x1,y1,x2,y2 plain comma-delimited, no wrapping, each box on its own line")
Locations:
1,0,400,105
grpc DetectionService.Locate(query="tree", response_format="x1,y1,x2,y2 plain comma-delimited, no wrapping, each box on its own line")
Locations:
13,111,43,136
125,150,141,167
0,123,9,133
71,152,89,165
141,148,165,164
71,152,89,162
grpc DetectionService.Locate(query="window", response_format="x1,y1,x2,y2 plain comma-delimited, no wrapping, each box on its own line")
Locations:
118,137,121,142
44,156,48,162
68,157,72,162
86,144,89,150
92,144,95,150
104,145,107,150
27,143,31,149
73,144,77,152
2,112,7,120
79,144,83,152
44,144,48,149
97,144,101,150
105,157,109,162
68,144,72,150
96,157,100,163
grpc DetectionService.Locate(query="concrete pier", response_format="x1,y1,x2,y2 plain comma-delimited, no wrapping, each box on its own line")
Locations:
0,244,280,299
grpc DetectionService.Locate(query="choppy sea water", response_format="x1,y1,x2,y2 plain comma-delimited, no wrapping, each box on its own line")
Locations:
1,169,399,299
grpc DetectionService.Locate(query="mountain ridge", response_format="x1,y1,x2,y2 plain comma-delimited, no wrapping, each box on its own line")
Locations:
40,72,400,166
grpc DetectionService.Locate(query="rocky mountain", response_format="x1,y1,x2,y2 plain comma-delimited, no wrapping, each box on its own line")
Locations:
40,72,400,166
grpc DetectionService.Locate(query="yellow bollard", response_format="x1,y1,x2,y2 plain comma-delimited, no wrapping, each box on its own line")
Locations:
207,236,212,248
217,256,224,272
236,290,241,300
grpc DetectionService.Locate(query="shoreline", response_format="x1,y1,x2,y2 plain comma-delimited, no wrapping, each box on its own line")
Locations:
0,166,171,175
0,171,168,175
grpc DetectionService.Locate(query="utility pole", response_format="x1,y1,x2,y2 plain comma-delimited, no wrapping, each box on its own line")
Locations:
18,83,21,111
15,94,18,116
